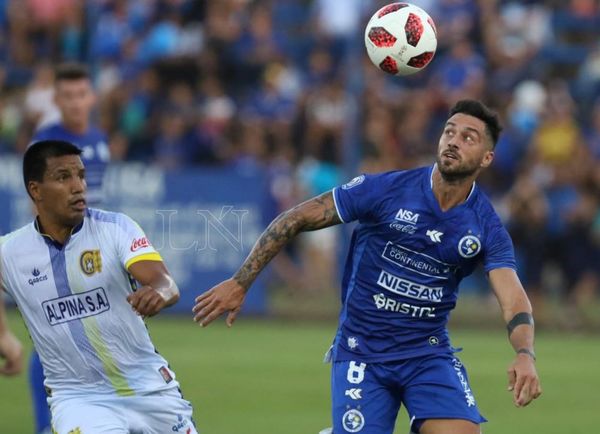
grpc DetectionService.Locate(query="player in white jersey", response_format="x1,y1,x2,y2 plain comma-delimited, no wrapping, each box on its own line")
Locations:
0,140,198,434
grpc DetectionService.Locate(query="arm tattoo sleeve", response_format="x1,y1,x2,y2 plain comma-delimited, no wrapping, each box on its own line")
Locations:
233,191,341,290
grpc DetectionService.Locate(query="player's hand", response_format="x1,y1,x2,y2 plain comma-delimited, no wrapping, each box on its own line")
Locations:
127,285,169,317
0,330,24,376
507,353,542,407
192,278,246,327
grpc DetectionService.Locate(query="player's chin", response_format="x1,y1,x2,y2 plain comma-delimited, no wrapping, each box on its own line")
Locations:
64,208,86,225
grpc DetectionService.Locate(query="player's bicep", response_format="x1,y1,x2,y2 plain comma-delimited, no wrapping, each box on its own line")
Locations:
293,191,343,231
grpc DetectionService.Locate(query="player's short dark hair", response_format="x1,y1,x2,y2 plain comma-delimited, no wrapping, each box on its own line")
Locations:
23,140,82,195
449,99,502,148
55,62,90,83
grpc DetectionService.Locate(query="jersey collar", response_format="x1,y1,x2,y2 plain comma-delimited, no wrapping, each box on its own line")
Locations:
34,215,85,249
426,164,477,216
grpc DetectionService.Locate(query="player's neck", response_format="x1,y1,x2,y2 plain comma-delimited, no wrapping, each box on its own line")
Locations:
431,169,475,212
62,119,89,135
36,214,81,245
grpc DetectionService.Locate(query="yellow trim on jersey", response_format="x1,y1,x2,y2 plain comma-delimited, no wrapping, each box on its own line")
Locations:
125,252,163,270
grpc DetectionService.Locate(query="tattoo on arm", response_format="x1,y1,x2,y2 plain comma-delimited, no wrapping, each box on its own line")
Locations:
234,191,341,290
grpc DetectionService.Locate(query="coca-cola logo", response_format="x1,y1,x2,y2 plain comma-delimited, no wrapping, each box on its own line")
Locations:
130,237,151,252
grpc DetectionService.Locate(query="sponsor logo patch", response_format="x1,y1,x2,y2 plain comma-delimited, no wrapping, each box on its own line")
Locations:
426,229,443,243
345,388,362,400
373,293,436,318
394,208,419,224
130,236,151,252
43,287,110,326
453,358,476,407
381,241,453,280
159,366,173,384
377,270,443,302
347,337,359,350
171,414,189,432
389,222,417,234
28,268,48,286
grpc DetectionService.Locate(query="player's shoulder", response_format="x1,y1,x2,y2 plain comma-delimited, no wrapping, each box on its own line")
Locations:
86,208,136,231
0,223,37,251
32,122,64,140
470,187,505,227
346,166,428,189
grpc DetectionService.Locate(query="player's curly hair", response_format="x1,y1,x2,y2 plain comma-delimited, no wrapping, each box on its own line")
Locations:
449,99,503,148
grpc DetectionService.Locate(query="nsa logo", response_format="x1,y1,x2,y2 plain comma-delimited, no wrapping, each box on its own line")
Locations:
395,208,419,224
458,235,481,258
426,230,443,243
342,409,365,432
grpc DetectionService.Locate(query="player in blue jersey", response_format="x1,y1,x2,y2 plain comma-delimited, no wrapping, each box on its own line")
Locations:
29,63,110,434
32,63,110,205
193,100,542,434
0,297,23,376
1,140,197,433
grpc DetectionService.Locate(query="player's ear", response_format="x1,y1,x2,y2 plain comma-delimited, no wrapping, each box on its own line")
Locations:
28,181,42,202
480,149,494,168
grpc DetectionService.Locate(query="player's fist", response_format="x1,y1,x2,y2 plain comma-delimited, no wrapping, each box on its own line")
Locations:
0,330,23,376
192,278,246,327
127,285,169,317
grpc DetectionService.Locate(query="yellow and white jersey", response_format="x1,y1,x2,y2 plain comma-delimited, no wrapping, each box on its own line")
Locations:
0,208,180,398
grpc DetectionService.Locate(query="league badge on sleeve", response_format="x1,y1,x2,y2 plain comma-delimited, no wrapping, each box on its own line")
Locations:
458,235,481,258
342,175,365,190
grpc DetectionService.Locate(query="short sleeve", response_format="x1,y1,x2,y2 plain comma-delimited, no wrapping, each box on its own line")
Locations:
333,174,382,223
112,214,162,270
483,220,517,273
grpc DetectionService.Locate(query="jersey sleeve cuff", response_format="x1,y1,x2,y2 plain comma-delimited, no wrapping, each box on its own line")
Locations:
484,263,517,273
332,188,347,223
125,252,163,270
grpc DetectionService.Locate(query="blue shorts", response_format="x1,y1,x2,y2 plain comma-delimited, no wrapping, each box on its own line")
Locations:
331,353,486,434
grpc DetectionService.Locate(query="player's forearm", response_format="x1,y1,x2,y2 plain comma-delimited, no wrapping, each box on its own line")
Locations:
233,209,305,290
506,306,536,360
0,298,7,335
234,192,341,291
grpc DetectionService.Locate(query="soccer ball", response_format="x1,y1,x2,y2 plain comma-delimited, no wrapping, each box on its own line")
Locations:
364,2,437,76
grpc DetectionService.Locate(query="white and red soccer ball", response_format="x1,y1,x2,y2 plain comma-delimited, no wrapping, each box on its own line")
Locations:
364,2,437,76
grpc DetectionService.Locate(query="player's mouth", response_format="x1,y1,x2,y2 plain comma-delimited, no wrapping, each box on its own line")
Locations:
442,150,460,161
70,198,87,211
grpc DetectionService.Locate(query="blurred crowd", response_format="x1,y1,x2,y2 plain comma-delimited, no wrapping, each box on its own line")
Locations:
0,0,598,319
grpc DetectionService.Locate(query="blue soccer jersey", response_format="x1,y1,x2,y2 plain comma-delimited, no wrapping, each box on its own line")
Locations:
33,123,110,205
331,165,516,362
